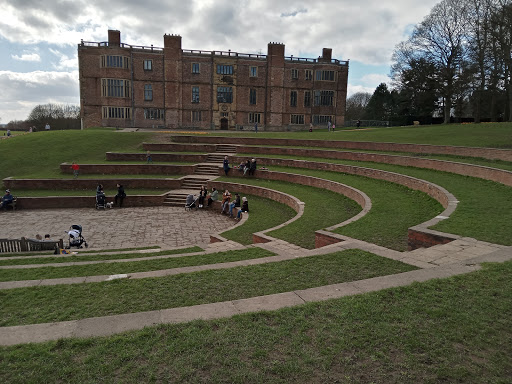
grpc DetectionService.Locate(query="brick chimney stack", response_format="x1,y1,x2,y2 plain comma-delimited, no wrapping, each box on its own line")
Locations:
108,30,121,46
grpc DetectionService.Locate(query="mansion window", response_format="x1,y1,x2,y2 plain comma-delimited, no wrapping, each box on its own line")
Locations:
101,79,131,98
315,70,335,81
250,89,257,105
304,91,311,107
250,66,258,77
143,60,152,71
192,63,200,74
291,114,305,124
313,115,333,125
248,112,261,124
144,108,164,120
101,55,129,69
290,90,297,107
192,86,200,103
305,70,312,80
192,111,202,122
217,65,233,75
291,68,299,79
102,106,131,119
144,84,153,101
217,86,233,103
314,90,334,106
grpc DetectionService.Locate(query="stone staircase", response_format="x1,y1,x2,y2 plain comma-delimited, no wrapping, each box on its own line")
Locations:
205,154,226,163
163,177,211,206
195,164,220,176
215,145,237,154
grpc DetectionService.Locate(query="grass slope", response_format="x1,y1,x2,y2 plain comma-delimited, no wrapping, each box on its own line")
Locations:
0,130,151,181
217,177,361,249
0,261,509,383
195,122,512,148
0,250,415,326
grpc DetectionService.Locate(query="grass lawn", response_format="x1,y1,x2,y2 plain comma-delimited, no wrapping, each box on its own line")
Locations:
220,194,296,245
218,177,361,249
0,130,153,181
0,247,202,266
191,122,512,148
1,260,510,383
240,153,511,245
220,173,441,251
0,250,416,326
0,248,273,282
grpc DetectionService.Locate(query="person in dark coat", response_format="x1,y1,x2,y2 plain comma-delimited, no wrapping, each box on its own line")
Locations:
249,158,257,176
223,156,230,176
114,184,126,207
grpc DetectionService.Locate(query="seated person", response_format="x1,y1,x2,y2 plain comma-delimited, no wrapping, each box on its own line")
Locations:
207,187,218,207
237,197,249,219
221,189,231,214
244,159,251,175
228,193,241,218
198,186,207,208
1,189,14,210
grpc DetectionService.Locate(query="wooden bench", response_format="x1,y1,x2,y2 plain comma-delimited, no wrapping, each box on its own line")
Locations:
0,237,64,253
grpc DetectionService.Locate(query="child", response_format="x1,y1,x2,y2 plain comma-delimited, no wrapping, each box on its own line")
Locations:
146,150,152,163
71,162,80,178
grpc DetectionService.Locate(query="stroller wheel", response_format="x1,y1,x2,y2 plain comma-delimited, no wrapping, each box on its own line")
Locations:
85,243,89,248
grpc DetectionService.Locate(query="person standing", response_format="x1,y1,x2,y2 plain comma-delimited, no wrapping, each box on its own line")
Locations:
254,122,258,133
114,184,126,207
249,158,257,176
45,122,50,131
71,162,80,179
146,150,152,163
309,122,313,132
327,120,332,132
223,156,230,176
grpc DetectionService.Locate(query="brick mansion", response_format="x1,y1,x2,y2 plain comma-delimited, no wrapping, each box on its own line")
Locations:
78,30,349,130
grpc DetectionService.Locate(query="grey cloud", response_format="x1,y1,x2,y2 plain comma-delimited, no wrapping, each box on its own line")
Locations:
280,8,307,17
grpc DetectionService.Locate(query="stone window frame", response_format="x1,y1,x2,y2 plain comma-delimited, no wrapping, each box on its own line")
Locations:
143,60,152,71
192,86,200,103
144,84,153,101
290,114,305,124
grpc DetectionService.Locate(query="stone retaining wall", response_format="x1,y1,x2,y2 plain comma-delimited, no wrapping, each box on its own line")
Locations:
3,178,182,191
106,152,208,163
172,135,512,161
10,195,166,210
59,163,196,175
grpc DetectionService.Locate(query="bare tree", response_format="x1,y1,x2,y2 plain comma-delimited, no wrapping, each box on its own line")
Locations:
345,92,372,121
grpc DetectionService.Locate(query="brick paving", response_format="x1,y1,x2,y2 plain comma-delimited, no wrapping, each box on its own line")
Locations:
0,207,235,250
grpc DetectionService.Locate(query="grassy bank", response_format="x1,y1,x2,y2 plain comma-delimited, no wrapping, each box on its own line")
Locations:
0,250,415,326
0,260,509,383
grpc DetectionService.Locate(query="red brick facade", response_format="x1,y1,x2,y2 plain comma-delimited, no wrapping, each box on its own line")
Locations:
78,30,348,130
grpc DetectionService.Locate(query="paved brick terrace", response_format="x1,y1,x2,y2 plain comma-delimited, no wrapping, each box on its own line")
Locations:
0,207,235,250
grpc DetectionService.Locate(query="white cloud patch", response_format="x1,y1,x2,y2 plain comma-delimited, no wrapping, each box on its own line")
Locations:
0,70,79,121
11,52,41,62
361,73,391,87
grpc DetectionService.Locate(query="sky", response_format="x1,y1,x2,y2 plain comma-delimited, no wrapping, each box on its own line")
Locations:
0,0,440,124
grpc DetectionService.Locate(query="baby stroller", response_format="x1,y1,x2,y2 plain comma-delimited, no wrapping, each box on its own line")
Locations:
67,224,88,249
185,194,199,211
96,192,106,209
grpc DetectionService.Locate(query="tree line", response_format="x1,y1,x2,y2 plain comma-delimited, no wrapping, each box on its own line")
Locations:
346,0,512,125
4,104,80,131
